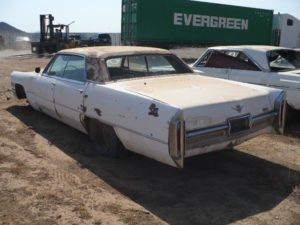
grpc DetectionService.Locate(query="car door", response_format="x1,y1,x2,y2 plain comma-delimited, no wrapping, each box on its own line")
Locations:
53,55,87,132
229,69,269,85
34,54,69,119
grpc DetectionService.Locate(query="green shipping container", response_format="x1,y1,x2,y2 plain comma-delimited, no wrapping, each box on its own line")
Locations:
121,0,274,46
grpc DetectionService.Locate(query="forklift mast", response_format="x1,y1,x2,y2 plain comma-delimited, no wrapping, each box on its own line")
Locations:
40,14,54,42
40,14,68,42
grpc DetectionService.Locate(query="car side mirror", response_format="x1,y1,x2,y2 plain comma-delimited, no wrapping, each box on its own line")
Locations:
35,67,41,73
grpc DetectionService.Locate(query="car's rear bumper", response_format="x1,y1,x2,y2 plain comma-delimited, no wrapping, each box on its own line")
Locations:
185,111,278,156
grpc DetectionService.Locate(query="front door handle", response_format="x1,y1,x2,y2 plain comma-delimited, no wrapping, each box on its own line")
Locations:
50,82,56,86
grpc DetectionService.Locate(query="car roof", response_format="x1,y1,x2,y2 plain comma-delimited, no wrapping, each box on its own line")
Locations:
207,45,292,52
206,45,294,71
59,46,170,58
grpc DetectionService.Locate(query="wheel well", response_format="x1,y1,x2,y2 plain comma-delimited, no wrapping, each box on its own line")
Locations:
84,116,127,157
15,84,26,99
83,116,91,132
83,117,107,133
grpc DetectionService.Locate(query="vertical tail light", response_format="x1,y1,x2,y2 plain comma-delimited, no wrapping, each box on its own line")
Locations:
274,91,286,134
169,118,185,168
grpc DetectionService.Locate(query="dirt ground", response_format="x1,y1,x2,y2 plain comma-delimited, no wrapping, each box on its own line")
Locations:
0,52,300,225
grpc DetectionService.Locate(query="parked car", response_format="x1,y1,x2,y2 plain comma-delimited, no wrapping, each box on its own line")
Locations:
11,46,285,168
191,45,300,110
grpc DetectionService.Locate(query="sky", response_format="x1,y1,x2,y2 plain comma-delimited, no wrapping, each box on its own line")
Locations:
0,0,300,33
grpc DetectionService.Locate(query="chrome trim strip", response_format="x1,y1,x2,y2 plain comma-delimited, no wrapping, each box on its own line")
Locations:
186,124,228,138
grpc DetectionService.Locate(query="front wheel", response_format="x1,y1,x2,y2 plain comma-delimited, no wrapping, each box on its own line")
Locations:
88,119,127,158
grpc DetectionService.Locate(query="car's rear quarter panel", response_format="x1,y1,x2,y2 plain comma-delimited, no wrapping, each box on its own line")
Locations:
84,82,180,167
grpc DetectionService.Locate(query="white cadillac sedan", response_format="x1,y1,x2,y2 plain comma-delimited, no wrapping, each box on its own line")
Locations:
191,45,300,110
11,46,285,168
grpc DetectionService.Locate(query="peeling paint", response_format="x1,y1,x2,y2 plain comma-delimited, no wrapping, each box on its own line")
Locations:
148,103,159,117
94,108,102,116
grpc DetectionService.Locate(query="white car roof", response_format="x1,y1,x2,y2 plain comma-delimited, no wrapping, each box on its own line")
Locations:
59,46,170,59
207,45,293,71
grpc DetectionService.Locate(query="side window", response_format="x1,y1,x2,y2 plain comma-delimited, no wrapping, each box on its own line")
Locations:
46,55,70,77
63,55,86,82
128,55,147,72
106,57,123,68
106,56,129,80
195,50,212,67
147,55,176,73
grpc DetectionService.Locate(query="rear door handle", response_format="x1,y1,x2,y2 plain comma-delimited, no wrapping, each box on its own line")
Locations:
51,82,56,86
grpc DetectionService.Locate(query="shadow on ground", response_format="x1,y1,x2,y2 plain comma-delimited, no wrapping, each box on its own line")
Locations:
8,105,300,225
285,109,300,138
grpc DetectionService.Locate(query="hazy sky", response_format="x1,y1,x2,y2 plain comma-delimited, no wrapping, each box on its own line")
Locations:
1,0,299,33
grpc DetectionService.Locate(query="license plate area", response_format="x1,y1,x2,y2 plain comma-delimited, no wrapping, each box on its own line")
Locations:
228,114,252,134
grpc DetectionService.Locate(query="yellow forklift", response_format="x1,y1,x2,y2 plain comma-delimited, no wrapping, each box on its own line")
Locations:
31,14,78,54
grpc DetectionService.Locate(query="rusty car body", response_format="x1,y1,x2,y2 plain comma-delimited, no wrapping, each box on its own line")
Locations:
11,46,285,168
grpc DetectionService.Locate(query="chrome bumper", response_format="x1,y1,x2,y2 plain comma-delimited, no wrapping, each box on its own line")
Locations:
169,103,285,168
185,111,279,151
169,105,286,168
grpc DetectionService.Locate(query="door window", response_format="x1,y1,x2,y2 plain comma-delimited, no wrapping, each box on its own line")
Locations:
63,55,86,82
46,55,70,77
45,55,86,82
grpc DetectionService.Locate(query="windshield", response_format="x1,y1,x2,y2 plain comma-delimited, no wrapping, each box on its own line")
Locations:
106,54,192,81
267,49,300,72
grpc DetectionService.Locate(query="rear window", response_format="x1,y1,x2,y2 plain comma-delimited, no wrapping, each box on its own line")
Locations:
196,50,260,71
106,54,192,80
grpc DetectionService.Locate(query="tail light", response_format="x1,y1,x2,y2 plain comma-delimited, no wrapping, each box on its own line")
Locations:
274,91,286,134
169,117,185,168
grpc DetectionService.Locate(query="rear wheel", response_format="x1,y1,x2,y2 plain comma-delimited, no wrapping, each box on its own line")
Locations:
88,119,127,158
285,104,296,122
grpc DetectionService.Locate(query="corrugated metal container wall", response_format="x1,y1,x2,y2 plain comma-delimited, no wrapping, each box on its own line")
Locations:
121,0,274,46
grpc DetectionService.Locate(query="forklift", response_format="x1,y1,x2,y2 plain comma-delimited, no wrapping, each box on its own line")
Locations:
31,14,78,54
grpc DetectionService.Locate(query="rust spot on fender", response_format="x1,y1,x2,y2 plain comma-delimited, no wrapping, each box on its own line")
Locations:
94,108,102,116
148,103,159,117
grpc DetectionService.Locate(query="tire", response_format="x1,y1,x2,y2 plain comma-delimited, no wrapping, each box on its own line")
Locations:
285,104,296,122
88,119,127,158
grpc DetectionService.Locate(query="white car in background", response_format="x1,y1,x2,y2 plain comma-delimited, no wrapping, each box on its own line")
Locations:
191,45,300,110
11,46,285,168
